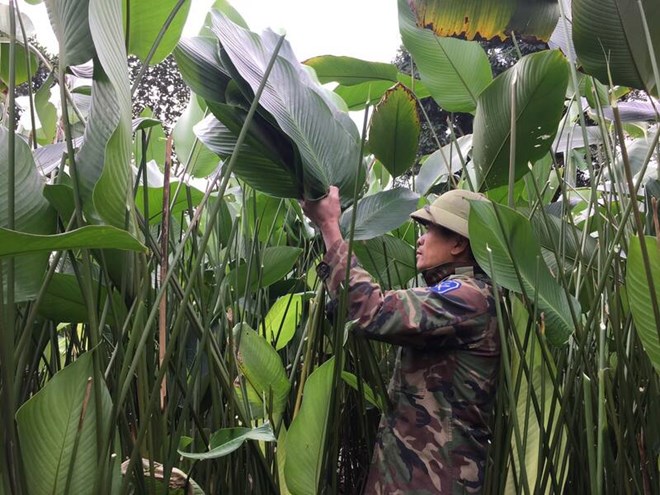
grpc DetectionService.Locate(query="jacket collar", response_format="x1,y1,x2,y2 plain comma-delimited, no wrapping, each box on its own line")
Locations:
422,261,483,286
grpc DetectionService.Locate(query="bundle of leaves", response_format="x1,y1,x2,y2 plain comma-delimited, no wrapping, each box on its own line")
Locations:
174,11,365,204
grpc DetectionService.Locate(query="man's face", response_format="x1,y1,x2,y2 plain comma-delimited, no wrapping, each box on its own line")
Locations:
415,224,459,271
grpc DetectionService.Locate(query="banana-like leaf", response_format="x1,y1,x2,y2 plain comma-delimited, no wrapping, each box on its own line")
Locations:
341,371,384,411
38,273,127,325
469,201,579,345
16,352,114,495
285,358,335,495
415,135,473,195
126,0,191,64
232,323,291,419
472,50,569,190
626,236,660,373
573,0,659,95
227,246,302,295
179,422,276,460
173,36,232,103
211,11,363,201
398,0,493,113
194,113,299,197
368,84,420,178
44,0,95,68
406,0,560,41
0,225,147,257
1,126,56,302
340,188,420,241
304,55,398,85
0,40,39,87
353,234,416,289
264,293,312,350
75,0,134,229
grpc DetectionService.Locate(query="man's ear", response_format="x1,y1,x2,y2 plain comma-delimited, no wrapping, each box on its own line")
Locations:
450,235,470,256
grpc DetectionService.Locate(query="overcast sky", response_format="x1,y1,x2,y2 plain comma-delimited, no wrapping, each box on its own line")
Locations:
14,0,402,64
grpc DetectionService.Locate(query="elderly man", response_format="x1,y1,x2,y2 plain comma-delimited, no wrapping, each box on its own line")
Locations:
302,186,500,494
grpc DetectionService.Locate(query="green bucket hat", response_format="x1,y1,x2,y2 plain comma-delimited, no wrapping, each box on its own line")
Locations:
410,189,488,240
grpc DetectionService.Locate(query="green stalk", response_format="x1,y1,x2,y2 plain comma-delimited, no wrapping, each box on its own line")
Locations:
596,320,607,495
2,2,21,492
582,373,597,492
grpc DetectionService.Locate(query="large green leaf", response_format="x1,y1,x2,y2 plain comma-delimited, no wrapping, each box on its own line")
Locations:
44,0,95,68
227,246,302,295
173,36,231,103
35,74,58,145
340,188,420,241
573,0,659,95
406,0,560,41
1,126,56,302
16,352,114,495
232,323,291,419
0,41,39,87
398,0,493,113
264,293,312,350
126,0,191,64
211,11,363,201
0,4,36,37
38,273,127,325
0,225,147,256
285,358,335,495
304,55,398,85
469,201,579,345
179,422,276,460
352,235,417,289
472,50,569,190
75,0,134,229
368,84,420,179
626,236,660,372
193,113,300,197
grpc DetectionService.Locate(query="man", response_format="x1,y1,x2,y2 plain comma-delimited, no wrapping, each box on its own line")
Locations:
302,186,500,494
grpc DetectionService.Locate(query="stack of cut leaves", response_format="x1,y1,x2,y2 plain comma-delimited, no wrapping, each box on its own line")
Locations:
174,10,364,203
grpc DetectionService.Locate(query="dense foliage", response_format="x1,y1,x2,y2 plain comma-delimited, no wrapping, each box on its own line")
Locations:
1,0,659,494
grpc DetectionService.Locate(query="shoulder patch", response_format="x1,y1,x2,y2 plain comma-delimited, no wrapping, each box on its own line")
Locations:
429,279,462,295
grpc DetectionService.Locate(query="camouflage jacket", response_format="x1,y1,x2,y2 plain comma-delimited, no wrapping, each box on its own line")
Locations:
319,240,500,494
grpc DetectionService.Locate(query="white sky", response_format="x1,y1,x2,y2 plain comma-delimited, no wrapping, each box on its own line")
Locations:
14,0,402,64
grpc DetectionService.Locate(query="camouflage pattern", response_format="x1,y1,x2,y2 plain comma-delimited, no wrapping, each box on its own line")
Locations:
320,240,500,494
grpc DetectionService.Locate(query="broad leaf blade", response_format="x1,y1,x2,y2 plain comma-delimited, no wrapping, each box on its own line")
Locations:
407,0,560,41
264,293,311,350
0,126,56,302
227,246,302,295
626,236,660,372
16,352,113,495
352,235,416,289
469,201,579,345
472,50,569,190
304,55,398,85
44,0,95,68
127,0,191,64
212,12,363,201
368,84,420,179
285,358,335,495
573,0,660,95
398,0,493,113
179,423,276,460
232,323,291,418
340,188,420,241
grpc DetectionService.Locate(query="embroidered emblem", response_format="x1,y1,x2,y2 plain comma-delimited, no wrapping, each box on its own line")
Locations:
430,280,461,295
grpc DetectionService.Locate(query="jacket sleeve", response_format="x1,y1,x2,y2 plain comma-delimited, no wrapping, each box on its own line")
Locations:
319,240,494,347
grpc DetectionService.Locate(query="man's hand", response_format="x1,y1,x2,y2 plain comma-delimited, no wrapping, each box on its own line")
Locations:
301,186,343,250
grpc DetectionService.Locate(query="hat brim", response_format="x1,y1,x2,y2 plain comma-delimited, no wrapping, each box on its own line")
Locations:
410,206,470,239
